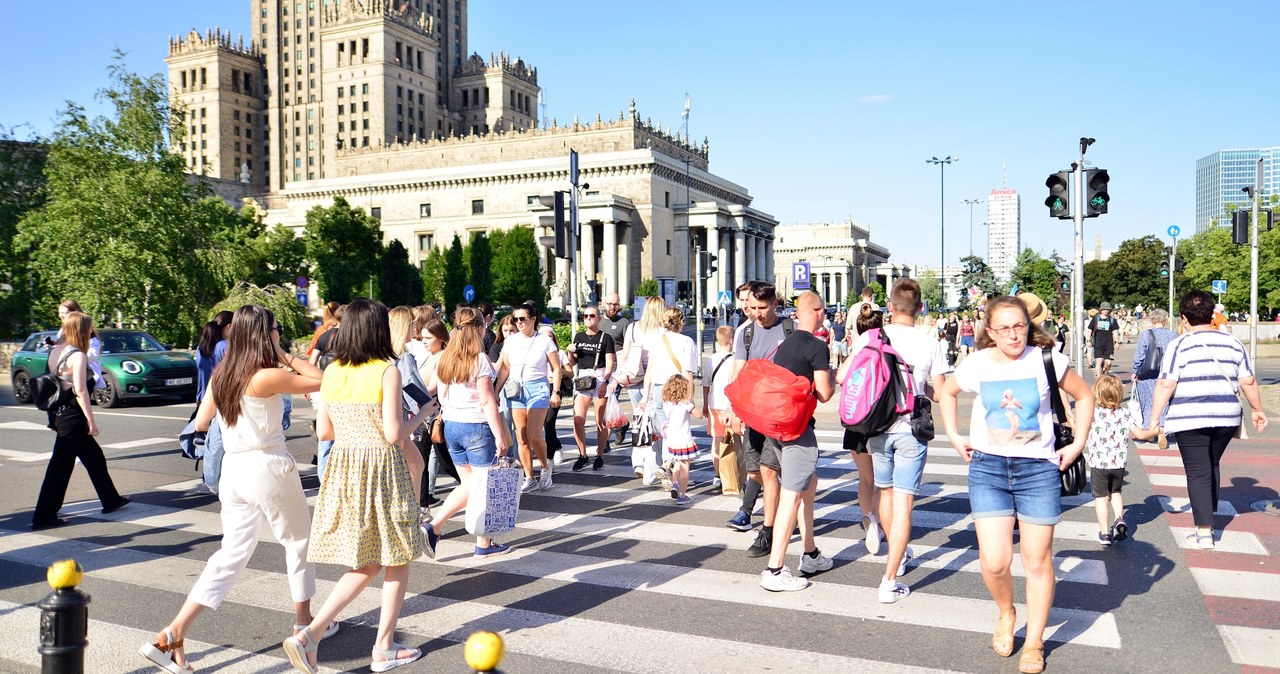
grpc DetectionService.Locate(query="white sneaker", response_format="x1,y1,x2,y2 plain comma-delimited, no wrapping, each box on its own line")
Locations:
897,546,914,577
552,451,564,465
760,566,810,592
711,477,723,490
878,577,910,604
520,477,539,494
798,549,834,576
633,466,645,479
539,467,553,490
864,513,882,555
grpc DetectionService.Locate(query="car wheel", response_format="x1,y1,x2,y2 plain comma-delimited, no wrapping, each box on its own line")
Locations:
12,370,32,404
94,374,122,408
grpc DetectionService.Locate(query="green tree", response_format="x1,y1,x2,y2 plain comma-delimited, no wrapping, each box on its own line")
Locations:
958,255,1000,302
209,282,310,343
633,277,660,298
443,234,467,311
420,245,445,304
303,196,382,303
0,128,46,337
13,57,235,346
379,239,424,307
1008,249,1060,306
864,280,885,305
492,225,544,306
468,231,494,304
251,224,308,288
918,270,943,310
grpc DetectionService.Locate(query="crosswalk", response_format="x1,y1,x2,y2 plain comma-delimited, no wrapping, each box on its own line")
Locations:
0,415,1250,673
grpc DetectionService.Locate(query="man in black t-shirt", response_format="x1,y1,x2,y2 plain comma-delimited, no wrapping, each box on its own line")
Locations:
759,291,835,593
597,293,630,443
1088,302,1119,378
567,306,616,471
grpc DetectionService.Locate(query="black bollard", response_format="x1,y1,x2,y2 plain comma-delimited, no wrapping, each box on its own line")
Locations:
38,577,91,674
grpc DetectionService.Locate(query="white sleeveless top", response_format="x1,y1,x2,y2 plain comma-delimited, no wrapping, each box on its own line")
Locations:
218,394,287,454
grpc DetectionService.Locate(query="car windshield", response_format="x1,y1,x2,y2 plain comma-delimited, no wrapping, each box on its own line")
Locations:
100,332,166,354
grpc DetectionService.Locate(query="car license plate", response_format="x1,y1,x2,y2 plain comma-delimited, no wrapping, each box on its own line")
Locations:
165,377,193,386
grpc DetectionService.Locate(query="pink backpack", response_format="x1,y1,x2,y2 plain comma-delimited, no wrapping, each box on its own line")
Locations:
838,328,914,436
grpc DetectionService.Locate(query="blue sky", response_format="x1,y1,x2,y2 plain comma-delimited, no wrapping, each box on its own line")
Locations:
2,1,1277,270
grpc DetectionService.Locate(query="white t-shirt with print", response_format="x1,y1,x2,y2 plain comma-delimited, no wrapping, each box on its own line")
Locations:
501,332,557,383
436,355,497,424
953,346,1067,461
701,351,734,411
850,323,951,435
646,331,696,390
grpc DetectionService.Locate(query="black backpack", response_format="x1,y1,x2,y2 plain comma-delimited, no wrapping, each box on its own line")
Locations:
743,317,795,355
33,348,77,412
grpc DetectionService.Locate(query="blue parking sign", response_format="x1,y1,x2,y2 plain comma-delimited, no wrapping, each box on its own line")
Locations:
793,262,810,290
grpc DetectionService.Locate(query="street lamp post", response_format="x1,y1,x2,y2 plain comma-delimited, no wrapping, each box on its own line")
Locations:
926,156,958,307
962,198,985,257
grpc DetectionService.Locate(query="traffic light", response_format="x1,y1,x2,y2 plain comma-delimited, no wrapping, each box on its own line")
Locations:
1232,210,1249,245
1159,259,1170,279
535,191,567,257
677,280,691,301
1045,171,1071,219
1058,275,1069,291
1085,168,1110,217
700,251,718,278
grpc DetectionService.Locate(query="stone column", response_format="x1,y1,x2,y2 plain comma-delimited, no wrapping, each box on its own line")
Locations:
755,237,766,284
581,220,596,301
555,257,571,309
764,239,775,288
735,230,747,286
618,226,631,303
746,235,757,282
716,227,730,302
602,220,618,298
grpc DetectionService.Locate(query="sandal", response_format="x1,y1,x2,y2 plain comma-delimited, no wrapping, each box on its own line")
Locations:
293,621,340,640
281,626,318,674
992,610,1016,657
1019,645,1045,674
1186,532,1214,549
139,628,194,673
370,642,422,672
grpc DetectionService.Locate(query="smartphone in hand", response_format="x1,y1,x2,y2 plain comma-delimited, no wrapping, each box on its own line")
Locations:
402,382,433,406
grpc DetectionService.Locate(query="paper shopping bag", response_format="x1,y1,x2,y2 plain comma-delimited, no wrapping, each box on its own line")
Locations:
719,430,743,495
465,457,524,536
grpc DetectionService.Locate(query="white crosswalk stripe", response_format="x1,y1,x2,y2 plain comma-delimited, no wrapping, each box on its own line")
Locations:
0,413,1135,672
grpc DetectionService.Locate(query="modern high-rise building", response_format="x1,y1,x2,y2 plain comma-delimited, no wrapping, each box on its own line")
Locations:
1195,147,1279,233
986,187,1020,282
160,0,778,307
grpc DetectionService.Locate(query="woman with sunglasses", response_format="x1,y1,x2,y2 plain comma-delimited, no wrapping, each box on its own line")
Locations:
141,307,327,673
938,295,1093,674
494,303,563,493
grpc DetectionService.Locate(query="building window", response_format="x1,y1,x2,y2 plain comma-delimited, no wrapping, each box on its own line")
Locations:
471,199,484,215
417,233,434,251
664,191,670,207
370,207,382,220
419,203,432,218
666,239,672,256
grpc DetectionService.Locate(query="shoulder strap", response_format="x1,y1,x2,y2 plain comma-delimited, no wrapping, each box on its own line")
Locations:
48,346,78,376
1201,333,1241,393
661,334,682,372
783,317,795,336
709,352,730,382
593,332,606,369
743,322,755,354
1040,347,1068,424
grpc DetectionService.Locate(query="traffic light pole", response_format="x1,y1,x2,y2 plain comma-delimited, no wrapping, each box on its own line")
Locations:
1250,157,1262,363
569,182,580,341
1072,150,1085,376
694,245,704,360
1168,237,1177,319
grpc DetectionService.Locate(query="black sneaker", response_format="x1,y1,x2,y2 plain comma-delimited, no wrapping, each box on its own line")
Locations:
746,528,773,558
1113,518,1129,541
593,455,604,471
572,456,590,472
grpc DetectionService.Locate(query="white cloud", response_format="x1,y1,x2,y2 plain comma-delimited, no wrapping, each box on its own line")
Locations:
858,94,893,103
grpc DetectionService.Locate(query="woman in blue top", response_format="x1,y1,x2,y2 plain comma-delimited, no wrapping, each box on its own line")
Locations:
1131,308,1177,432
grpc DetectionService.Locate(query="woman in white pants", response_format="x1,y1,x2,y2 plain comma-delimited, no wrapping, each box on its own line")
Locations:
140,306,330,673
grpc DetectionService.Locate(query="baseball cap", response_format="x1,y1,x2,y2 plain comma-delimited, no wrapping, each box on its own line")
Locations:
1099,302,1112,310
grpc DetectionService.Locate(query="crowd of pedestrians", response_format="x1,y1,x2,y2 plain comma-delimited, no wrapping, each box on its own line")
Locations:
22,280,1271,674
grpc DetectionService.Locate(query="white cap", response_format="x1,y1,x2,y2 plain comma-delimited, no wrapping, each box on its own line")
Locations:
1215,303,1226,313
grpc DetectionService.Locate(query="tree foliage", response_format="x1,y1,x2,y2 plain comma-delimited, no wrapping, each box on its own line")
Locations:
209,282,310,343
957,255,999,304
864,281,885,305
491,226,544,306
1008,248,1062,310
378,239,423,308
251,224,308,288
443,234,467,311
420,245,445,304
303,196,382,303
0,128,46,337
917,270,943,311
13,57,237,346
633,277,660,298
468,231,494,305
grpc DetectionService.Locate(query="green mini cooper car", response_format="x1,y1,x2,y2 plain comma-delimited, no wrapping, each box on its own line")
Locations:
10,329,198,408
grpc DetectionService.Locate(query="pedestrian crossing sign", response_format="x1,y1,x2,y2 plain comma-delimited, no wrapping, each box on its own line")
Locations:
717,291,732,305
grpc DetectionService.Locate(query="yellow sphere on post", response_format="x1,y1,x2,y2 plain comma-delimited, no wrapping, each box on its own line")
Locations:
463,631,504,672
47,560,84,590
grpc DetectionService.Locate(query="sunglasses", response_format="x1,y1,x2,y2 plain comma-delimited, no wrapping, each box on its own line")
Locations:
514,316,532,323
583,313,598,318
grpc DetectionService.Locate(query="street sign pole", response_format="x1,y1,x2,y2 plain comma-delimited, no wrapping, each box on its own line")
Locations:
1072,145,1086,376
1250,157,1262,364
1168,236,1177,319
694,244,704,359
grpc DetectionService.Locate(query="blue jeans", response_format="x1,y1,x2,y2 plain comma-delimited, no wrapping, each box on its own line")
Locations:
444,421,497,468
316,440,334,484
869,432,927,495
509,380,551,410
967,450,1062,525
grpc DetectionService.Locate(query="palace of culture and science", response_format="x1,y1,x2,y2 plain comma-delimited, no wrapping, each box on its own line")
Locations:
164,0,783,306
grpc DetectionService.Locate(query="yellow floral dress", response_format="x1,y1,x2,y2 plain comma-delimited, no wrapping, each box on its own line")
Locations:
309,360,424,568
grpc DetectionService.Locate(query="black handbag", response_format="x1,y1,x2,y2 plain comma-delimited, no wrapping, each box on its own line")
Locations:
910,395,935,443
1134,330,1163,380
1041,348,1085,496
573,375,598,392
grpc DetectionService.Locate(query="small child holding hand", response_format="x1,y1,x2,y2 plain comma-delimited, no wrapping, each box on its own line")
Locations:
661,373,701,505
1086,374,1158,545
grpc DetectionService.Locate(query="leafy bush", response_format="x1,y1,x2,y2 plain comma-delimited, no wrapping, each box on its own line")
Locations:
209,283,312,346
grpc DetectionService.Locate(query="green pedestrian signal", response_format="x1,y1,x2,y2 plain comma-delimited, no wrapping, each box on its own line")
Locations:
1159,259,1170,278
1045,171,1071,220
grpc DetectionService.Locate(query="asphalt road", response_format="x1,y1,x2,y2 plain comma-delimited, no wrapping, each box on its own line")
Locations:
0,338,1272,672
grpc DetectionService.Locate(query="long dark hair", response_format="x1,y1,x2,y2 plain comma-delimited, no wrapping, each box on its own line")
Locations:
210,305,277,426
331,298,396,367
197,321,222,358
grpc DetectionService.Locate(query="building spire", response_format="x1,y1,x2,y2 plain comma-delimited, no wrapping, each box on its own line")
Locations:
1002,158,1007,189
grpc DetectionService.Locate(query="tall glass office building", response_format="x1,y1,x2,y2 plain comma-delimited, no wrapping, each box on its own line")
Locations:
1195,147,1278,232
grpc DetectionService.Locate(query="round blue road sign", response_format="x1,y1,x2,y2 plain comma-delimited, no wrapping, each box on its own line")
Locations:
296,276,308,288
1167,225,1181,238
463,284,476,302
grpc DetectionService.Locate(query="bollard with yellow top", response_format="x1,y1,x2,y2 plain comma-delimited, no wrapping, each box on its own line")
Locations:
38,560,90,674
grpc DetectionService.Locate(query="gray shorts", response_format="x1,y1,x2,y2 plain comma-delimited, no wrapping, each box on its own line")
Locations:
764,427,819,492
743,427,781,473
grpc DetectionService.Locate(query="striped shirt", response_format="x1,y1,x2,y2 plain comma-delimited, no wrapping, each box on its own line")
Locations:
1158,329,1253,434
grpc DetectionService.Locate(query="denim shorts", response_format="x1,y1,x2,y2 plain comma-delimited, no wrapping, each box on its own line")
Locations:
869,432,927,495
967,450,1062,525
509,379,550,410
443,421,497,468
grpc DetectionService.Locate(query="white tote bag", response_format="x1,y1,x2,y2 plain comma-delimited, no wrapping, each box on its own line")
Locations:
465,457,524,536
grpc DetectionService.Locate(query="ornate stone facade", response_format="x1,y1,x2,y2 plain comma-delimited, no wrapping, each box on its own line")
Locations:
772,220,904,306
